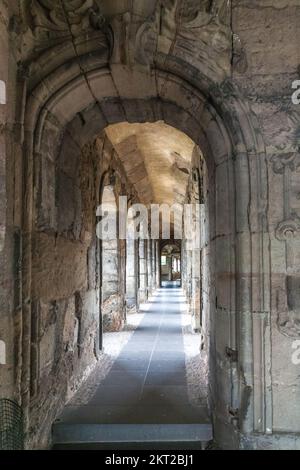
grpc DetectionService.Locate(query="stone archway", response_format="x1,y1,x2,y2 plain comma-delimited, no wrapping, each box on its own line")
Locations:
160,241,182,287
1,0,300,452
19,63,270,448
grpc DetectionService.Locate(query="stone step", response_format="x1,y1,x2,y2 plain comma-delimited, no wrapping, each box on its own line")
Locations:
52,423,213,445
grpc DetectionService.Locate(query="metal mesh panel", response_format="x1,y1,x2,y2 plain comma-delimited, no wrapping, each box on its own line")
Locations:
0,399,24,450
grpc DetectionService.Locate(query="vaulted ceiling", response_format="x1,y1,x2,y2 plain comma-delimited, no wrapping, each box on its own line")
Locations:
105,122,196,206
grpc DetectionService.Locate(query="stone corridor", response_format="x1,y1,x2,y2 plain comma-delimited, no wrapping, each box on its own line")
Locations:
52,288,211,449
1,0,300,452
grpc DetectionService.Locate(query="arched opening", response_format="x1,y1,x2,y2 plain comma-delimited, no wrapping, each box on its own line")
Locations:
46,120,215,448
19,56,269,449
160,242,181,288
4,0,299,452
24,95,242,448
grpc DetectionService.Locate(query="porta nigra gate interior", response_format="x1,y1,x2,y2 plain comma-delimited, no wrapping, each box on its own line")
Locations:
0,0,300,451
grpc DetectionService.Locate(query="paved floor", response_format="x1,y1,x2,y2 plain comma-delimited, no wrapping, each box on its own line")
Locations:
53,288,211,447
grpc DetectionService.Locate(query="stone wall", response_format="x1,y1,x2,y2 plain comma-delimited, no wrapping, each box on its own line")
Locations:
0,0,21,405
30,129,143,445
232,0,300,444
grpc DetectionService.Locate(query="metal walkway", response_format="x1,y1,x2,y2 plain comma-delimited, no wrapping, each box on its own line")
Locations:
52,288,212,449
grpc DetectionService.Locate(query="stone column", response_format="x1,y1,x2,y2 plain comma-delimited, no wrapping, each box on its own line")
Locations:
152,240,157,289
138,239,147,304
0,6,17,405
191,248,201,331
102,238,121,330
0,16,7,252
181,241,186,292
168,255,172,281
156,242,160,288
147,239,153,296
126,235,137,313
186,245,193,314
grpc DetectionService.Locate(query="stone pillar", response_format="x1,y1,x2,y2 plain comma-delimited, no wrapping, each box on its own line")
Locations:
186,245,193,314
147,239,153,295
156,242,160,288
181,241,186,291
0,16,7,252
168,255,172,281
102,238,121,330
0,5,16,405
138,239,147,304
126,235,137,313
191,248,201,331
152,240,157,289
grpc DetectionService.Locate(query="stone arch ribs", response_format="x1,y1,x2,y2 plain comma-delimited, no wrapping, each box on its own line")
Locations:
109,133,155,205
20,42,270,445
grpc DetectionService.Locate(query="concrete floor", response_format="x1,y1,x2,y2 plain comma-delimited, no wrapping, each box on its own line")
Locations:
53,288,212,449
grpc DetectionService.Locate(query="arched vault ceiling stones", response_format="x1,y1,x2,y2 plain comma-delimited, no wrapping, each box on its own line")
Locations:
105,122,196,206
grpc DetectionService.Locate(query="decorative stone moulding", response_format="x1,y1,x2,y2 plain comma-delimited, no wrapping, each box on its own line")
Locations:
275,215,300,241
108,0,232,74
277,314,300,339
29,0,108,45
271,152,300,175
277,276,300,339
275,215,300,338
157,0,232,77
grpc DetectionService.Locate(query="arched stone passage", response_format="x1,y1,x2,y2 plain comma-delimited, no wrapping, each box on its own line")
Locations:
160,242,181,287
20,62,270,448
8,3,272,444
2,0,300,452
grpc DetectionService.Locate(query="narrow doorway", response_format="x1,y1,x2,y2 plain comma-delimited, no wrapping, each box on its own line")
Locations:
160,243,181,288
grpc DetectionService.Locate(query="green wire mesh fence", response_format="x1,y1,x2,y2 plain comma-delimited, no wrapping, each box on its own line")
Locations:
0,399,24,450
